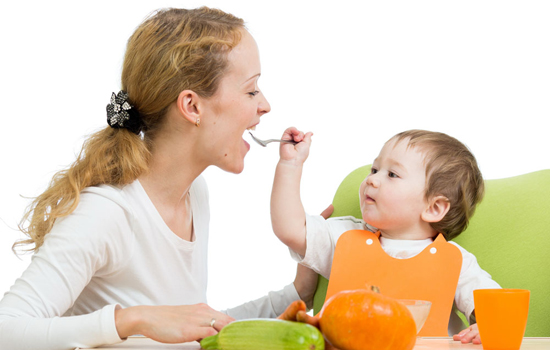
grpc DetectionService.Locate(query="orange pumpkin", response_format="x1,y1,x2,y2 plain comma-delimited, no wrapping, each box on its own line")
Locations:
318,288,416,350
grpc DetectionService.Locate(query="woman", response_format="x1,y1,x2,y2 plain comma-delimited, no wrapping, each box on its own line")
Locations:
0,7,319,349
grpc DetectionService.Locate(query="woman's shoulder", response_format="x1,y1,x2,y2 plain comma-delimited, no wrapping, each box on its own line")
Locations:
40,183,138,269
53,182,138,243
81,183,133,211
191,175,208,196
189,175,209,211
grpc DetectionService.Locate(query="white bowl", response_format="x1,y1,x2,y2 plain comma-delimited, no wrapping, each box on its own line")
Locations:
398,299,432,333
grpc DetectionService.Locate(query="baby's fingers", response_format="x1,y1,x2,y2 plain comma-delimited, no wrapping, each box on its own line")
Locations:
301,132,313,144
453,327,479,344
281,127,299,141
472,334,482,344
282,127,311,143
452,328,469,342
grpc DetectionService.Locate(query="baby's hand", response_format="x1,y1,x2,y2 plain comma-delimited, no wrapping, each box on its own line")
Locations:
278,127,313,164
453,324,482,344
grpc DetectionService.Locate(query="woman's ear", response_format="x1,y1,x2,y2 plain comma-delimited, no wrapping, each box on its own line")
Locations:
176,90,201,125
422,195,450,223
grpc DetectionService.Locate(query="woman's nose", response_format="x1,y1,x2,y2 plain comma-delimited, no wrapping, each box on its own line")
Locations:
258,93,271,116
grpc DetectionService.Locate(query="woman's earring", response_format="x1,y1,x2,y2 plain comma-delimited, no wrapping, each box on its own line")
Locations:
195,118,201,127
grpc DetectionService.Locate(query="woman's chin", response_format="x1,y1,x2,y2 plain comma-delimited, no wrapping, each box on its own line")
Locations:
221,157,245,174
231,162,245,174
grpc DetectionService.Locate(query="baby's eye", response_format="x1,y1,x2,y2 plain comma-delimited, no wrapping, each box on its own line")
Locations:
248,91,260,97
388,171,399,178
371,168,378,174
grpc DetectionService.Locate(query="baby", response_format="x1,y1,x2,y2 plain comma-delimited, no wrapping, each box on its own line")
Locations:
270,128,501,344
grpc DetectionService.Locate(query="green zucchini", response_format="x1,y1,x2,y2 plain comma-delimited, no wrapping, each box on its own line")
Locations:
200,318,324,350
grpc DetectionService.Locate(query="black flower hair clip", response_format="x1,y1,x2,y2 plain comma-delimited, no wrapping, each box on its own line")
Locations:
106,91,143,135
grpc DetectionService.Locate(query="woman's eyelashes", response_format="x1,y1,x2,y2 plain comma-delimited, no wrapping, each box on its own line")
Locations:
248,90,259,97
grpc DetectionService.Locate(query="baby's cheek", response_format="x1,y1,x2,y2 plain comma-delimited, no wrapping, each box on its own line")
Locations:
358,185,367,214
359,180,367,198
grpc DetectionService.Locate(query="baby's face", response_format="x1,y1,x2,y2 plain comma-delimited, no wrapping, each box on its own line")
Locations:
359,138,430,238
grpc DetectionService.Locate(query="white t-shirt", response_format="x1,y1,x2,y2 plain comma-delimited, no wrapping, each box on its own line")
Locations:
0,178,299,350
291,214,501,326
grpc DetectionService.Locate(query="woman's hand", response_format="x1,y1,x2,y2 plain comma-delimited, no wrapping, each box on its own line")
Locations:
453,323,482,344
319,204,334,220
278,127,313,165
115,304,235,343
278,300,339,350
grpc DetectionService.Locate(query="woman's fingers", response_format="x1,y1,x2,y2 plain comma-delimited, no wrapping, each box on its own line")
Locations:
123,304,235,344
278,300,307,321
196,326,219,340
320,204,334,219
296,310,320,328
209,312,234,331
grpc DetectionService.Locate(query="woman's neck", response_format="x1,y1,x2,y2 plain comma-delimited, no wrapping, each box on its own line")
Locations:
140,144,205,206
138,140,206,241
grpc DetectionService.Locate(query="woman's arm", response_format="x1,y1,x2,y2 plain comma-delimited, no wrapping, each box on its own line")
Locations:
0,193,130,349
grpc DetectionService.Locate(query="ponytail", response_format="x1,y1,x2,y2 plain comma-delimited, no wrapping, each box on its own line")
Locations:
15,127,150,252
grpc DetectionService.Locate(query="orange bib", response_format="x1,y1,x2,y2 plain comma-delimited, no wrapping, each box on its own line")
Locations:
325,230,462,336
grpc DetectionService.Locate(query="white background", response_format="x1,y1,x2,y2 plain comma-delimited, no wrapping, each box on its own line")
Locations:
1,1,549,312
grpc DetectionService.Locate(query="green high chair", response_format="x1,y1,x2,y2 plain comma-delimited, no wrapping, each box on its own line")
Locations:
312,165,550,337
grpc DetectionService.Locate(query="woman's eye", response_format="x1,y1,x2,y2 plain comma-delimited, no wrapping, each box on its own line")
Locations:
248,91,259,97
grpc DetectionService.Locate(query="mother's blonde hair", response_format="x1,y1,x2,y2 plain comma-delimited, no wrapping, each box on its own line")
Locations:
16,7,245,252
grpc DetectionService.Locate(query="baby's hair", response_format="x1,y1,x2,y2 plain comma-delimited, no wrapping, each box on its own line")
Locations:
390,130,484,240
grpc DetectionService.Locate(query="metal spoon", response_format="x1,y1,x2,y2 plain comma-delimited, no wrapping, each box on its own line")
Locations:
248,132,298,147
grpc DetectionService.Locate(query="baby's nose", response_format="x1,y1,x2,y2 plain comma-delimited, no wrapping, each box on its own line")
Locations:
366,175,380,188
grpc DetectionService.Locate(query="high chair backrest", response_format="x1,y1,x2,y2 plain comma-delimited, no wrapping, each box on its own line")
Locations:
312,165,550,337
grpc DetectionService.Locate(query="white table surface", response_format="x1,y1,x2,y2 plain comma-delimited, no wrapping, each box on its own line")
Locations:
78,336,550,350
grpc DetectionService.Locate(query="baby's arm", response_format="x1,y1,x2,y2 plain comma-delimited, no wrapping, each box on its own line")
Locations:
270,127,313,257
451,243,501,344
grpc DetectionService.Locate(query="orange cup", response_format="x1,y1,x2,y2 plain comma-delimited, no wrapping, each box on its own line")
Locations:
474,289,530,350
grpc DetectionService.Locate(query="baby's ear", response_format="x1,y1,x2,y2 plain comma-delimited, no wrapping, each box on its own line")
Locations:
422,196,450,223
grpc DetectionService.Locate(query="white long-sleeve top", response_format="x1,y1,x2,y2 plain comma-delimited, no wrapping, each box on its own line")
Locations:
0,178,299,350
291,214,501,325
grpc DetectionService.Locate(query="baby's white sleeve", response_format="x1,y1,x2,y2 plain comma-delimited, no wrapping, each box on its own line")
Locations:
451,243,502,322
289,214,365,279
